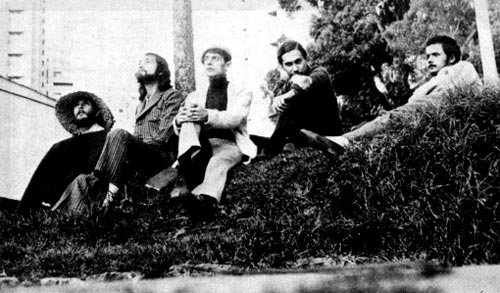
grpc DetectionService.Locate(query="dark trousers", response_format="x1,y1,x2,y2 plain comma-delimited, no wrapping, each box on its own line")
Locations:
265,98,342,155
94,129,175,187
177,127,213,190
265,105,305,156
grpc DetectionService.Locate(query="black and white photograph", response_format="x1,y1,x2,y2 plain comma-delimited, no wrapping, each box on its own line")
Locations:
1,0,500,292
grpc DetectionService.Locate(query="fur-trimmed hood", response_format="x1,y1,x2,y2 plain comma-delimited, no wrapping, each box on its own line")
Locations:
55,91,115,136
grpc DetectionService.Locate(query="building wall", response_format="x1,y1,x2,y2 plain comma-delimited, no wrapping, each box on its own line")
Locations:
0,1,8,76
31,0,49,95
0,76,68,200
0,0,51,95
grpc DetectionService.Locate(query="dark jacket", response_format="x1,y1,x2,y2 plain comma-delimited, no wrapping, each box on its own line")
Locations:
276,66,343,136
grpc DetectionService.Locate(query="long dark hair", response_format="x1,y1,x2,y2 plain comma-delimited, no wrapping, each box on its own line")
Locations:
138,53,172,101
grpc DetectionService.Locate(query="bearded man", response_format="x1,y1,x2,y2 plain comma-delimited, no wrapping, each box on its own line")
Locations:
18,91,114,213
94,52,184,207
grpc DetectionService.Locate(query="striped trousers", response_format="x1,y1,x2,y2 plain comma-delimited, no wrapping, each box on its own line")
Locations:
94,129,175,187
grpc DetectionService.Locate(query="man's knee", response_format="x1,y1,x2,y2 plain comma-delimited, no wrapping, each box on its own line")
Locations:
211,150,242,168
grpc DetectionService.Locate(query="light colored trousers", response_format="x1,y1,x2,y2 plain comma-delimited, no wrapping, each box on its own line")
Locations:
343,96,437,141
178,123,243,202
344,61,483,141
192,138,242,202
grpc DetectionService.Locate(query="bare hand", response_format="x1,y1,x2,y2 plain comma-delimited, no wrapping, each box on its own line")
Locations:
102,192,114,208
272,94,289,113
186,103,208,122
290,75,312,90
176,105,191,125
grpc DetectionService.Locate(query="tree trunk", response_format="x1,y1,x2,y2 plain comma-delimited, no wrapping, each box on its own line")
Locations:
173,0,196,96
474,0,499,86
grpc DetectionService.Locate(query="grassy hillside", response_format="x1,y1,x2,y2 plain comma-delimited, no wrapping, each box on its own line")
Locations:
1,87,499,280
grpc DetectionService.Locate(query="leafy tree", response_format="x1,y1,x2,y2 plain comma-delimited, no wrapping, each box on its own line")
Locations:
384,0,476,58
277,0,499,129
385,0,500,76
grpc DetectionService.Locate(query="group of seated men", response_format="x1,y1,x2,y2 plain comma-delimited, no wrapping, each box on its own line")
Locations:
17,35,483,222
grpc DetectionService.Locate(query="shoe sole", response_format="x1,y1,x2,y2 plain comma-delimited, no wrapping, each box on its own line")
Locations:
300,129,345,157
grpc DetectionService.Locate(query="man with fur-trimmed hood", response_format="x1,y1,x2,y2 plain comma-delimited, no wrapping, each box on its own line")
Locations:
18,91,114,213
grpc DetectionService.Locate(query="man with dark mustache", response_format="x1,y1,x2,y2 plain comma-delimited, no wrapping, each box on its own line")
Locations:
261,40,344,158
327,35,483,150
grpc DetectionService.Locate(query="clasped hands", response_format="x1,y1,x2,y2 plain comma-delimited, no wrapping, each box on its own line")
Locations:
271,75,312,113
176,102,209,125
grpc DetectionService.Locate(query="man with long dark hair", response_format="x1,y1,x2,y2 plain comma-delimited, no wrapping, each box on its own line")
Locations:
98,53,184,206
53,53,184,211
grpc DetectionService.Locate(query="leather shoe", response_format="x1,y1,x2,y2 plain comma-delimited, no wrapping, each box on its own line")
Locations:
183,193,218,222
169,175,191,205
299,129,345,157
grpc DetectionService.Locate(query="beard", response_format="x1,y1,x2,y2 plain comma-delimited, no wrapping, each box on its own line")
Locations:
74,109,98,128
74,116,97,128
135,70,158,84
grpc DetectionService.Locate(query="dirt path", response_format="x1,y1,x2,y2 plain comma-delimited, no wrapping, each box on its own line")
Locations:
2,262,500,292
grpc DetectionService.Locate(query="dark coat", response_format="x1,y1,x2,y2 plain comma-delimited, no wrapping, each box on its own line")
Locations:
17,130,108,213
275,66,343,136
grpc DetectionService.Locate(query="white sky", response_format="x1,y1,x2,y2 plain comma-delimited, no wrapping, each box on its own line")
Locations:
45,0,315,130
48,0,277,11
